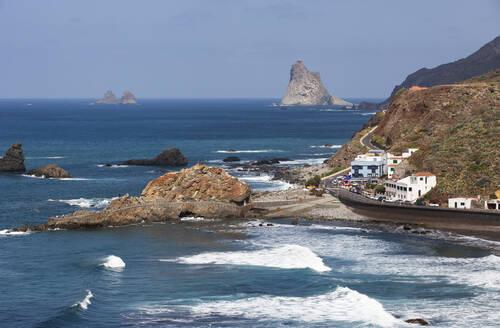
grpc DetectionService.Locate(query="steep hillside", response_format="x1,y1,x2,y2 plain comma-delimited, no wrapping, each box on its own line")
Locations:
377,35,500,108
327,70,500,199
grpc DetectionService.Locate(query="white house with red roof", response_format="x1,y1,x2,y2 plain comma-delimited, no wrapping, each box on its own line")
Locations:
385,172,436,202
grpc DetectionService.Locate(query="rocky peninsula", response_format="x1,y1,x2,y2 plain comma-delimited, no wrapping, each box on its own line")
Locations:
280,60,352,106
0,143,25,172
16,164,253,231
121,148,188,166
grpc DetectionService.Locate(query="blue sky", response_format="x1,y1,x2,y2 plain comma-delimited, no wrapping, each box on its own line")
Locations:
1,0,499,99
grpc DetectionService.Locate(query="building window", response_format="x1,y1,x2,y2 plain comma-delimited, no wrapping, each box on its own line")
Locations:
409,187,412,191
391,168,394,172
393,160,398,164
461,202,465,206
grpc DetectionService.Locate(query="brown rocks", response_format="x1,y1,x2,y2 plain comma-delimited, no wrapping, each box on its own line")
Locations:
405,318,429,325
20,164,252,231
27,164,72,179
280,60,352,106
0,143,26,172
142,164,251,204
122,148,188,166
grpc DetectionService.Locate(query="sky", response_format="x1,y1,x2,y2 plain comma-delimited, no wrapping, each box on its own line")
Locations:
0,0,499,99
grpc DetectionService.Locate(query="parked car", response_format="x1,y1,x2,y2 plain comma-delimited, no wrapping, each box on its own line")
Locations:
429,203,440,207
377,196,386,201
415,201,426,206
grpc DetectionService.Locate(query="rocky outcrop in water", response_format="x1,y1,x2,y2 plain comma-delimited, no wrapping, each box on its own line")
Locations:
0,143,26,172
16,164,252,231
95,90,119,104
120,90,137,104
27,164,72,179
121,148,188,166
280,60,352,106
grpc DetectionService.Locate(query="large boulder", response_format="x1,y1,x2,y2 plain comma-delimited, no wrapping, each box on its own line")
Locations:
18,164,252,231
122,148,188,166
120,90,137,104
95,90,119,104
0,143,26,172
142,164,251,204
27,164,72,179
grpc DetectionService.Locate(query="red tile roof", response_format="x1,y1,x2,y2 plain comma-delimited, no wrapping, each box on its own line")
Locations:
414,172,435,176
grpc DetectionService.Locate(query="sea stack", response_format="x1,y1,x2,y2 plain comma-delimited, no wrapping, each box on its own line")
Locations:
95,90,119,104
27,164,72,179
0,143,26,172
120,90,137,104
280,60,352,106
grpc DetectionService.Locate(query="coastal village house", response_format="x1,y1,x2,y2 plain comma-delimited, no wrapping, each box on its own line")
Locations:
385,172,437,202
448,197,474,209
386,148,419,179
350,150,386,180
485,199,500,210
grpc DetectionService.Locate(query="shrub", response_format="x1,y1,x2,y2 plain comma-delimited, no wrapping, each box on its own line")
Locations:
305,175,321,187
321,166,346,178
375,185,386,194
490,193,498,199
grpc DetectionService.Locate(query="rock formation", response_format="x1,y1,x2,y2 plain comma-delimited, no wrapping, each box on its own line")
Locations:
120,90,137,104
27,164,72,179
0,143,26,172
95,90,119,104
378,35,500,108
15,164,252,231
280,60,352,106
121,148,188,166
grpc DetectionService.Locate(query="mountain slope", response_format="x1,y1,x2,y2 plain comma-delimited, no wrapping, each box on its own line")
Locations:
377,35,500,108
327,70,500,199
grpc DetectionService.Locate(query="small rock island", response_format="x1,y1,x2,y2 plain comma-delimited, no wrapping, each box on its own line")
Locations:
0,143,26,172
95,90,137,104
281,60,352,106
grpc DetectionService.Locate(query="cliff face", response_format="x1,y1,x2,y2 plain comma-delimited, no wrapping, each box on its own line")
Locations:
379,35,500,108
327,70,500,199
281,60,352,106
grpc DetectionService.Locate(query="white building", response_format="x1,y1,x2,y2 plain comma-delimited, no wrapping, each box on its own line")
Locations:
350,150,387,180
385,172,437,202
485,199,500,210
386,148,419,179
448,198,474,209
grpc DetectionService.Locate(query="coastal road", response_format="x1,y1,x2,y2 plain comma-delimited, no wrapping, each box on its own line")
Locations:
360,126,381,150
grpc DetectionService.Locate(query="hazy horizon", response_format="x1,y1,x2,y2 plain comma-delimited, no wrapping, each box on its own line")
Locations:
1,0,499,99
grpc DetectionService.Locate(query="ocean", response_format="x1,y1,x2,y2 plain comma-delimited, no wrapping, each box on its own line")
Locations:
0,99,499,327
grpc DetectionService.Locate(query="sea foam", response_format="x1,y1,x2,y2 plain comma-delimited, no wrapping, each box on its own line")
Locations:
142,287,400,327
0,229,31,236
215,149,280,153
73,290,93,310
167,244,331,272
49,197,117,209
100,255,126,271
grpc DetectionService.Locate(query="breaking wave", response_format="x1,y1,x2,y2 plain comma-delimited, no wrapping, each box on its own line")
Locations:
22,174,90,181
138,287,400,327
310,145,342,149
0,229,31,237
26,156,65,159
215,149,282,153
72,290,93,310
180,216,206,222
165,244,331,272
48,197,117,209
279,158,328,165
100,255,126,271
96,164,129,168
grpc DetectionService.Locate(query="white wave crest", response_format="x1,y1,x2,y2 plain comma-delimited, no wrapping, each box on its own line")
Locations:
167,244,331,272
26,156,65,159
0,229,31,236
180,216,205,222
239,175,273,182
279,158,328,165
310,145,342,149
309,224,368,233
100,255,126,271
361,112,377,116
73,290,93,310
215,149,281,153
97,164,129,168
48,197,117,208
22,174,90,181
142,287,399,327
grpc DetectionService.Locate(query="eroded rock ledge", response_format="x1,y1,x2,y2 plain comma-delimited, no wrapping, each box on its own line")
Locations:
16,164,253,231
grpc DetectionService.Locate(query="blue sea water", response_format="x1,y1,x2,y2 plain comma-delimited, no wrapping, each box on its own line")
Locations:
0,99,499,327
